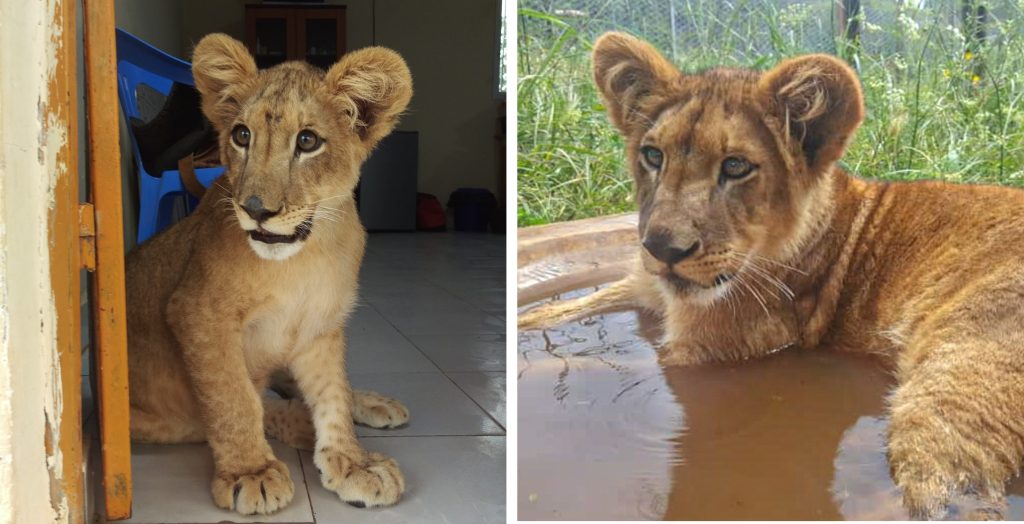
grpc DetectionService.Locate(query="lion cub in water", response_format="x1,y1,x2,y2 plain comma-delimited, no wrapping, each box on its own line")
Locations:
126,34,412,515
521,32,1024,519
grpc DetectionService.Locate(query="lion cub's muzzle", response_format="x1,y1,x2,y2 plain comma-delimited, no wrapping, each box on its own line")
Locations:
236,196,313,244
641,230,736,290
247,217,314,244
232,197,316,261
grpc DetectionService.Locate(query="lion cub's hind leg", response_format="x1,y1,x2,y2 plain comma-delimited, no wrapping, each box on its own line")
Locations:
269,370,410,429
264,397,316,450
352,389,410,429
263,390,408,451
129,407,207,444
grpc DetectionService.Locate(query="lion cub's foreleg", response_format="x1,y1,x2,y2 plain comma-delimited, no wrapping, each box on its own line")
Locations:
268,370,410,429
290,329,405,508
518,274,658,330
263,391,409,451
170,310,294,516
886,328,1024,520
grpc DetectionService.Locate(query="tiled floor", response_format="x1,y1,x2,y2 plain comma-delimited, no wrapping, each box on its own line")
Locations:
88,232,506,524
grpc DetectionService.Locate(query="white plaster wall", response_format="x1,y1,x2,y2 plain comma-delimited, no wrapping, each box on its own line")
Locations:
115,0,184,57
0,0,69,522
0,46,11,524
375,0,502,202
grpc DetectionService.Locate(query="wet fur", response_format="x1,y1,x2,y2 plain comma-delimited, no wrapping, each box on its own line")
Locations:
126,34,413,515
520,32,1024,519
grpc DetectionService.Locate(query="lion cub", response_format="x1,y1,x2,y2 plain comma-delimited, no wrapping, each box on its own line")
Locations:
125,34,412,515
521,32,1024,519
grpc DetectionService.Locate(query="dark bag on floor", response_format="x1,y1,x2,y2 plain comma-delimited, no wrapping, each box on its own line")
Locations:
447,188,497,232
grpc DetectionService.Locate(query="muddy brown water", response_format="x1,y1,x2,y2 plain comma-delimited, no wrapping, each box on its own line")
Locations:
517,287,1024,520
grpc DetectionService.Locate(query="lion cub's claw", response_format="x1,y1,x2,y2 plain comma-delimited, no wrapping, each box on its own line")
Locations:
211,459,294,515
316,449,405,508
354,390,410,429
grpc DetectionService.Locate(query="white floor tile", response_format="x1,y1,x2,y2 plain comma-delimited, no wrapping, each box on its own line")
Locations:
116,440,313,523
359,275,454,301
461,287,507,312
371,297,504,335
101,232,505,522
301,436,505,524
448,372,506,428
406,333,506,372
347,305,439,373
350,372,504,437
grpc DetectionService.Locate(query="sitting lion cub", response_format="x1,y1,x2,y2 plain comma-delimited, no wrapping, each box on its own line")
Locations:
520,32,1024,519
125,34,413,515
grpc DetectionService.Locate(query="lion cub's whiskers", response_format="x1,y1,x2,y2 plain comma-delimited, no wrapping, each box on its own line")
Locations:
309,194,350,205
313,206,345,224
729,251,797,301
744,261,795,301
731,272,772,317
749,253,808,276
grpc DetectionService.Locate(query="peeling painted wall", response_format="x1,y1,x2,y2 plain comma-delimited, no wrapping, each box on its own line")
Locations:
0,0,70,522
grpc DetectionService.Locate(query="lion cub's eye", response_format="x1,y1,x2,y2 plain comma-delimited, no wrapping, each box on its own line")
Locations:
296,129,322,153
720,156,754,180
639,146,663,170
231,125,251,147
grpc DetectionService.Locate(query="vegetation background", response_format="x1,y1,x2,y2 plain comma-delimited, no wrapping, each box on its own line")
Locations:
517,0,1024,226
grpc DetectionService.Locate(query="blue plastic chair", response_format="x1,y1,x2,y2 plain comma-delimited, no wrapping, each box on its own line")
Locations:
115,28,225,243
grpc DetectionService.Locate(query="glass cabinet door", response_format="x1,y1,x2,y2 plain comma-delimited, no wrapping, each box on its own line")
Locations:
298,8,346,69
246,6,345,70
250,9,293,69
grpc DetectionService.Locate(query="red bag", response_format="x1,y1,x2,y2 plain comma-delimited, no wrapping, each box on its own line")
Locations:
416,193,446,231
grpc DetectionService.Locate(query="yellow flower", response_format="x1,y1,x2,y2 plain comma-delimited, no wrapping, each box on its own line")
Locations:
965,50,973,60
942,69,950,78
972,74,982,85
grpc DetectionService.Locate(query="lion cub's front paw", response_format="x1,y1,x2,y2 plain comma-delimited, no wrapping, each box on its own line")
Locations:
353,389,410,429
211,459,294,515
315,448,405,508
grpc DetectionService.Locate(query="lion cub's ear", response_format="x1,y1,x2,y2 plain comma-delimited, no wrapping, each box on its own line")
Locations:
191,33,258,131
758,54,864,174
592,32,680,135
322,47,413,148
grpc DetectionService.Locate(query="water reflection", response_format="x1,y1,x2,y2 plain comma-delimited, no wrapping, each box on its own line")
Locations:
518,294,1024,520
518,299,681,520
661,347,895,520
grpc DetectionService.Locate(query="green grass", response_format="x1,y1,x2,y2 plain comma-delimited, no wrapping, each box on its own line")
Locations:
517,1,1024,226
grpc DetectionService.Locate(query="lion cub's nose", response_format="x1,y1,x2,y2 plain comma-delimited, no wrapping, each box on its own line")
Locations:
240,196,279,222
642,231,700,265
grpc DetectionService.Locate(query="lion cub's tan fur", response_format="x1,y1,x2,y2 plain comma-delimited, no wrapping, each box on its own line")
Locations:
126,34,412,515
521,32,1024,519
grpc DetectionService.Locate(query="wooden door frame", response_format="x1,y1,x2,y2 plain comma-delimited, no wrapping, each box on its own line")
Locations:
49,0,133,520
83,0,133,519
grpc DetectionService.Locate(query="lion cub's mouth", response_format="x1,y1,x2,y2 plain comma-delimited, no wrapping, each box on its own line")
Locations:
664,272,734,291
248,217,314,245
712,273,734,287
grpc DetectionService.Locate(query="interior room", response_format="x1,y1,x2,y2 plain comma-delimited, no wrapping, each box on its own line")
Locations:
73,0,506,522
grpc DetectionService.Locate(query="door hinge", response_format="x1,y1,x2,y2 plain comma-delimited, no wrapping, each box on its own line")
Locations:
78,203,96,271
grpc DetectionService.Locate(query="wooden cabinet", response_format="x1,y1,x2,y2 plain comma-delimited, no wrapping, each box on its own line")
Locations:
245,4,346,69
